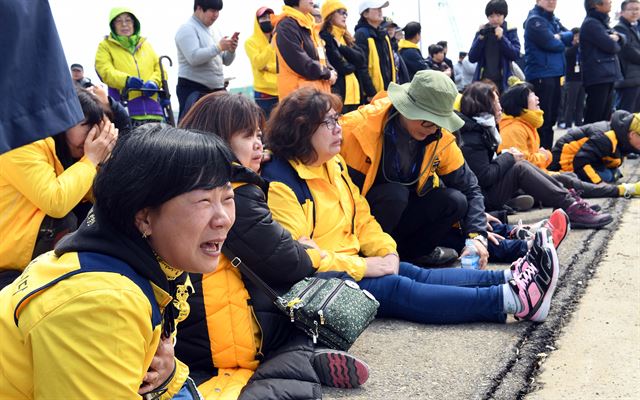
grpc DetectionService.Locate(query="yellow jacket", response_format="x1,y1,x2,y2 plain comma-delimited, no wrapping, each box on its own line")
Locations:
0,137,95,270
498,114,552,169
273,6,331,100
266,156,397,281
245,16,278,96
95,35,162,98
339,96,464,196
0,251,188,399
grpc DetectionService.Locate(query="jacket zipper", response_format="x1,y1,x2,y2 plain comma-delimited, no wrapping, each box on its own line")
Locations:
248,305,264,359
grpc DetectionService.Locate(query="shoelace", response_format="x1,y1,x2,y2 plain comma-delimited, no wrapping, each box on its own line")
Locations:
515,258,539,288
576,198,599,215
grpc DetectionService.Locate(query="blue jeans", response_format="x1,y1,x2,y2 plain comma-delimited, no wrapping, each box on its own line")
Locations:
358,262,507,324
254,91,278,118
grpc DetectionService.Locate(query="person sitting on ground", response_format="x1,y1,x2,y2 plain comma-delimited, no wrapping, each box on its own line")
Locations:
457,81,613,229
176,92,370,399
262,86,568,328
273,0,337,100
499,81,639,198
547,108,640,187
398,22,428,81
338,70,487,268
95,7,166,126
320,0,367,113
426,44,453,78
0,124,235,399
468,0,521,92
245,6,279,117
0,88,118,289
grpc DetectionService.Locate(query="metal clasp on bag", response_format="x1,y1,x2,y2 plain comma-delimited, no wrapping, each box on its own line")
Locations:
312,321,319,344
318,309,325,325
230,257,242,268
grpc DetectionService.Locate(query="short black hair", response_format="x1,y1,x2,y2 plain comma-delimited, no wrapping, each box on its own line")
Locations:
485,0,508,17
284,0,300,7
571,27,580,34
194,0,223,12
500,82,535,117
428,44,444,57
436,40,448,48
459,51,468,58
94,123,233,237
460,81,498,118
622,0,639,11
403,22,421,40
584,0,604,11
77,87,104,127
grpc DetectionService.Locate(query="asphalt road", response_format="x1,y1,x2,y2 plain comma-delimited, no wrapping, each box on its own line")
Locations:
324,159,639,400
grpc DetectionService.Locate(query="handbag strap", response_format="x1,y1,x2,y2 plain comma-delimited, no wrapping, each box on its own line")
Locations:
222,246,280,303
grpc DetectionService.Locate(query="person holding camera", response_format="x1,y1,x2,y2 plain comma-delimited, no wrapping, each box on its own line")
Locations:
468,0,521,93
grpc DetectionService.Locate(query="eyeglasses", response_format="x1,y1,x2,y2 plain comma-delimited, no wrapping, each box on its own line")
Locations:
114,17,134,26
421,120,437,129
336,9,348,17
321,115,341,130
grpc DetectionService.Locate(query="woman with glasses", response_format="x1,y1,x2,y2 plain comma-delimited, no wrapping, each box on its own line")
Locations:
95,7,166,126
319,0,366,112
261,86,566,327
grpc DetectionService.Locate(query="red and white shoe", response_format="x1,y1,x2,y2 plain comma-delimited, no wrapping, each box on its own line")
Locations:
312,349,370,389
544,208,571,249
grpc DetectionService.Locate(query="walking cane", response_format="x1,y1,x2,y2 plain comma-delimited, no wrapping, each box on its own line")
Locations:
159,55,176,126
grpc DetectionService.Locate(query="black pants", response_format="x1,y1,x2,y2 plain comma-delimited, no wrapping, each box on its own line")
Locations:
366,184,468,260
552,171,619,198
584,83,614,123
176,77,224,122
563,81,585,126
529,77,561,149
616,86,640,113
484,161,574,211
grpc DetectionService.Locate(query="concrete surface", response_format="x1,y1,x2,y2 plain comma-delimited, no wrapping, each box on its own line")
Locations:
324,159,640,400
527,194,640,400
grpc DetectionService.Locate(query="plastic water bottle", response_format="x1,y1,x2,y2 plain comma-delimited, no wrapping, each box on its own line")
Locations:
460,239,480,269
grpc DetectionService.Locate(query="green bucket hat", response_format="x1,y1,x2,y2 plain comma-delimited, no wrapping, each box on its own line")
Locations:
387,70,464,132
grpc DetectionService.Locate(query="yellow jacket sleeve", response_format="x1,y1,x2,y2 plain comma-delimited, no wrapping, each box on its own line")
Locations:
159,358,190,400
267,181,368,281
245,38,277,73
0,142,96,218
25,288,157,398
95,40,129,90
499,123,550,169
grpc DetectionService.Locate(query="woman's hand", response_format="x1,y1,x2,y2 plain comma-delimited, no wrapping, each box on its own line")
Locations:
85,116,118,166
487,231,504,246
503,147,524,162
485,212,501,231
460,239,489,270
539,147,552,162
364,254,399,277
138,336,175,395
298,236,328,259
329,70,338,85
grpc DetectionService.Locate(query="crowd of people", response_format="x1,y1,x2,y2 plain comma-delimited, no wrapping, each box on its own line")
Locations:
1,0,639,399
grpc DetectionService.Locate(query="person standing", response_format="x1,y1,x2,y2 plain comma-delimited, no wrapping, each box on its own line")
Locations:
581,0,624,123
560,28,585,128
95,7,165,126
614,0,640,112
523,0,574,149
354,0,396,101
320,0,366,113
175,0,238,120
437,41,455,72
398,22,428,81
273,0,337,100
468,0,521,93
454,52,477,92
245,6,279,117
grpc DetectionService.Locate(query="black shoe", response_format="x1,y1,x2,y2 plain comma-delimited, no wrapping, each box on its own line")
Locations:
312,349,370,389
627,152,639,160
505,195,535,212
412,247,458,267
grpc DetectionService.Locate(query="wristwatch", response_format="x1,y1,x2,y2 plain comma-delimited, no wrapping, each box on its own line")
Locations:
468,233,488,249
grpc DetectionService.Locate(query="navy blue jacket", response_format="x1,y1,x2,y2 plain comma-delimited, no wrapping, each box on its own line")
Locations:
0,0,83,154
580,9,624,87
614,17,640,88
523,5,573,80
398,46,428,81
468,21,521,91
